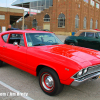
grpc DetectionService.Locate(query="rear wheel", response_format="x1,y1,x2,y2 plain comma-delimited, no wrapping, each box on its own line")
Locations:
0,60,3,67
39,68,64,96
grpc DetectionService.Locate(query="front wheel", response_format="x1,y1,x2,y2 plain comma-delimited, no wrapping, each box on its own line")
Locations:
69,42,76,46
39,68,64,96
0,60,3,67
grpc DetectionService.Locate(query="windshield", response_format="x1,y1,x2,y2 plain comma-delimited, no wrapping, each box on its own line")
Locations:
26,33,63,47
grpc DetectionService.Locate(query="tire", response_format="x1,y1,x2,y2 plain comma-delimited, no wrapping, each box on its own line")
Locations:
0,60,3,67
39,67,64,96
69,42,75,46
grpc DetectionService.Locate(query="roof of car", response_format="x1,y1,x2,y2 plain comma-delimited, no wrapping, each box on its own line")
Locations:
75,30,100,36
2,30,53,34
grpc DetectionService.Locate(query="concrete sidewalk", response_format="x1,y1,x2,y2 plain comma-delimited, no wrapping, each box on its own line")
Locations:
56,35,67,42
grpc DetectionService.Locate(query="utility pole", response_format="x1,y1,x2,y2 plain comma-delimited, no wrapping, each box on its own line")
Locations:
21,0,24,30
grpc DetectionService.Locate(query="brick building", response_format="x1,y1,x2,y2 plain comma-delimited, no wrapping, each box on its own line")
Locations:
0,7,24,32
13,0,100,35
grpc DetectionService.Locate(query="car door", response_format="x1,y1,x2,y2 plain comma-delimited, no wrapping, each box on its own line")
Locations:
0,33,9,58
88,32,100,50
2,33,27,67
96,32,100,50
84,32,100,50
76,32,87,47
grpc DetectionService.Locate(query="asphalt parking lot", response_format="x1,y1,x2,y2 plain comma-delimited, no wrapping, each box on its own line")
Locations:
0,35,100,100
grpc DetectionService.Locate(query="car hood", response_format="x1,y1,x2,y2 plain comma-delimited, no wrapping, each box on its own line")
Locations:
31,44,100,69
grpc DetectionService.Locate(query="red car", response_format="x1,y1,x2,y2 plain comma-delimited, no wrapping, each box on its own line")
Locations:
0,30,100,96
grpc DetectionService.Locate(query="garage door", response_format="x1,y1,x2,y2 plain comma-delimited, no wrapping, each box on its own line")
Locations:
43,23,50,30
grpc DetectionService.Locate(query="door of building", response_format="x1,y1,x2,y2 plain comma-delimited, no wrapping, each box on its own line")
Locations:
43,23,50,30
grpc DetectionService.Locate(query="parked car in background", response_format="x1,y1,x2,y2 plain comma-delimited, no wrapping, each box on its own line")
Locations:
64,30,100,50
42,29,50,31
12,28,19,30
0,30,100,96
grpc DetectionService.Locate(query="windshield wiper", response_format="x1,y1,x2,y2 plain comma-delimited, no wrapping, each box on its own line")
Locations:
33,44,45,46
52,43,59,45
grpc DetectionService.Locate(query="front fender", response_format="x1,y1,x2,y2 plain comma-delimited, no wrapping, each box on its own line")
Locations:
64,38,78,45
36,57,80,82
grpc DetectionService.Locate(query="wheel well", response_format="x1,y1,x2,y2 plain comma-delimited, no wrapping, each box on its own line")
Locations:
69,41,78,45
36,65,58,77
36,65,46,76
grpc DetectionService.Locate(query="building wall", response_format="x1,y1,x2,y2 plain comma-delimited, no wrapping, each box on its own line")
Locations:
15,0,100,35
0,7,23,32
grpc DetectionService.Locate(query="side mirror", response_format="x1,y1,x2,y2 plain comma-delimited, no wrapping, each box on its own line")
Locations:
13,42,18,46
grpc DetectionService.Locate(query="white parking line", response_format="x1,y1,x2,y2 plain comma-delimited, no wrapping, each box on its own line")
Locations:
0,81,34,100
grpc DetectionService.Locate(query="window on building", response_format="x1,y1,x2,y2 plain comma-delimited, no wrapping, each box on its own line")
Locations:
32,19,37,28
58,14,65,28
90,18,93,29
44,14,50,22
84,0,88,3
90,0,94,6
83,17,87,29
95,20,98,29
96,3,99,9
75,15,79,28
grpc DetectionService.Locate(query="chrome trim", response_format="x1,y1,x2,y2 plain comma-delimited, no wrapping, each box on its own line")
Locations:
71,72,100,86
72,64,100,79
41,73,54,91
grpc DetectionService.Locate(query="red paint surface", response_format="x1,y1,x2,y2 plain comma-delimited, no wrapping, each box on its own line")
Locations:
0,30,100,85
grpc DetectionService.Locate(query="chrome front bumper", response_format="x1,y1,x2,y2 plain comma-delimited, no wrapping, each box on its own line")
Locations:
71,72,100,86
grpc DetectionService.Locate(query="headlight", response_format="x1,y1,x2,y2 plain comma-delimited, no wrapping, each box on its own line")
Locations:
83,68,88,74
73,68,88,78
77,70,83,77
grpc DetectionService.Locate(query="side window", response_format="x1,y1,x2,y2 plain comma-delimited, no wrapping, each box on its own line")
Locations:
2,34,9,42
19,36,25,46
97,32,100,37
8,34,25,46
86,32,94,38
79,32,85,37
95,33,98,38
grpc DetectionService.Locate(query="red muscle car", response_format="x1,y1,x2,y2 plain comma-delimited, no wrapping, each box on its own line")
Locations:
0,30,100,96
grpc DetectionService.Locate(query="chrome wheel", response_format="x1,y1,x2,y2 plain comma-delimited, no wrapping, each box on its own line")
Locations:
39,68,64,96
41,73,54,91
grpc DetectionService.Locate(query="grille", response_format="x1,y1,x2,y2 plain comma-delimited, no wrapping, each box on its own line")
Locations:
87,65,100,75
73,64,100,79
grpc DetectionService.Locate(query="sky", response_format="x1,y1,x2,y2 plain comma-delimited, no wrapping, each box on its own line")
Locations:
0,0,29,10
0,0,17,8
0,0,40,12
